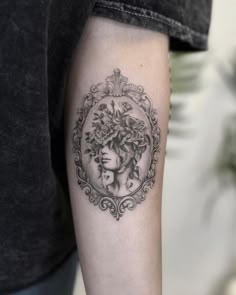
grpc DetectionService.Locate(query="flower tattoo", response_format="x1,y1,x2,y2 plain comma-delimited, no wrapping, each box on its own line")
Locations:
72,69,160,220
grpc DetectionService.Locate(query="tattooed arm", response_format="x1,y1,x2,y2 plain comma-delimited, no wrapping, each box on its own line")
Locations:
65,16,170,295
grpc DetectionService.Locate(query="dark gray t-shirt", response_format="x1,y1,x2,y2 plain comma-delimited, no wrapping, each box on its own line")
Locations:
0,0,212,292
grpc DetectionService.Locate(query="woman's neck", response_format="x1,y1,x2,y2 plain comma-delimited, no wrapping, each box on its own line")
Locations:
116,167,131,186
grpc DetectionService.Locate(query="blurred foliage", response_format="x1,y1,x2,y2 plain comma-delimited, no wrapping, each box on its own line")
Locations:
216,49,236,95
170,52,206,94
203,114,236,220
168,102,189,136
214,114,236,184
167,52,207,155
203,52,236,221
202,53,236,295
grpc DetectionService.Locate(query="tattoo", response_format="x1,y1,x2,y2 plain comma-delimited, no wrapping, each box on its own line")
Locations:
72,69,160,220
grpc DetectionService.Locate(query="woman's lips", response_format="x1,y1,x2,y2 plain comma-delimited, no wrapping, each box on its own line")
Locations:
102,158,110,163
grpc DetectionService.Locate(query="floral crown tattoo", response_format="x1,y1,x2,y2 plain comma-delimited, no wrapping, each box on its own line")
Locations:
85,100,151,178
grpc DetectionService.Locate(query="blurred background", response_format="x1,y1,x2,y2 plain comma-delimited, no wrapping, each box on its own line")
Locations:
74,0,236,294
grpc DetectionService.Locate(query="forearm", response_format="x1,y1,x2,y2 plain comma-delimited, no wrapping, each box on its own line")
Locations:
65,16,170,295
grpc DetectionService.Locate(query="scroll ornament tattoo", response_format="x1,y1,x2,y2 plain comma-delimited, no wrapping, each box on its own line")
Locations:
72,69,160,220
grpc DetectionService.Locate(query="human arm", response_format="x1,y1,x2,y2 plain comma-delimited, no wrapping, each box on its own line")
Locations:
65,16,170,295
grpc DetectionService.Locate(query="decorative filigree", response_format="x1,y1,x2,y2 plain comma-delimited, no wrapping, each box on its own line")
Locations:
72,69,160,220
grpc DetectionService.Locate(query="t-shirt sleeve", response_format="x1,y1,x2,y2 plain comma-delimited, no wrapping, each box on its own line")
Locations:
92,0,212,51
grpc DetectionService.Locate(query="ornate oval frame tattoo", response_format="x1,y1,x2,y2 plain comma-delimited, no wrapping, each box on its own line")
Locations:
72,69,160,220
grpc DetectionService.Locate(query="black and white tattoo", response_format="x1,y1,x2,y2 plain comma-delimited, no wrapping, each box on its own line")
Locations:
72,69,160,220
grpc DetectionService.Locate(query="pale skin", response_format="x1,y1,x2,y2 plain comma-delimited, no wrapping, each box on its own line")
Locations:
65,16,170,295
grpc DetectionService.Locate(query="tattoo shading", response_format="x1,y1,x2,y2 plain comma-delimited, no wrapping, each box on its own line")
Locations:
72,69,160,220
